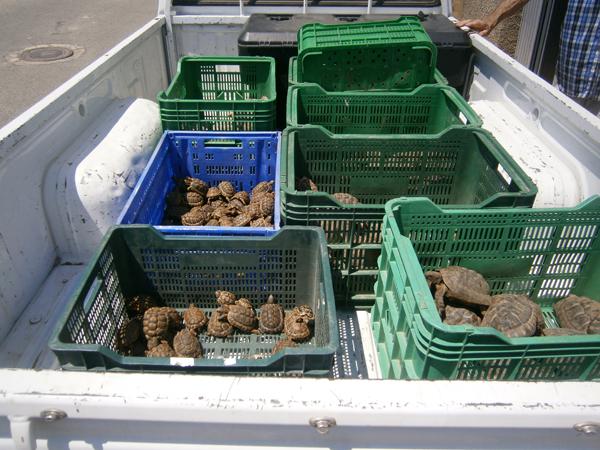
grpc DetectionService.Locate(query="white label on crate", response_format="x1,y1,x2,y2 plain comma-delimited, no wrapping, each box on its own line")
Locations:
170,357,195,367
459,112,468,124
223,357,237,366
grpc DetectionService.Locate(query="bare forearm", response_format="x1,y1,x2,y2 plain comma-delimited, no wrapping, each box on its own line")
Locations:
487,0,530,28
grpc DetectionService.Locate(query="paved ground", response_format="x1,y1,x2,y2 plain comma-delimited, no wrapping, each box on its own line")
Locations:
0,0,155,127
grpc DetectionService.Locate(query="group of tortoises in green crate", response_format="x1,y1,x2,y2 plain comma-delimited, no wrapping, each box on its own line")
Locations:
426,266,600,337
163,177,275,227
116,291,316,358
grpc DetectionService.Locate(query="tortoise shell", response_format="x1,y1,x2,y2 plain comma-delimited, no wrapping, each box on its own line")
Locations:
481,294,543,338
332,192,360,205
232,213,252,227
181,207,210,226
216,290,237,306
206,307,233,337
296,176,318,192
142,307,170,341
251,180,274,197
284,313,312,342
291,304,315,322
184,191,205,207
146,340,176,357
227,298,258,333
542,328,586,337
230,191,250,209
219,216,235,227
553,295,600,332
206,186,223,202
184,177,209,195
158,306,183,331
250,216,272,227
426,266,492,309
173,329,203,358
183,304,208,333
218,181,236,199
258,295,285,334
443,305,481,326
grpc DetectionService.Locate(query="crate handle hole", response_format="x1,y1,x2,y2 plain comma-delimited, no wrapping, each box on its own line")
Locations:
203,139,243,148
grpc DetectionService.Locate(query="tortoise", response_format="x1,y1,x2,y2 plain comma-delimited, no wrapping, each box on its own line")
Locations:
146,340,176,357
542,328,586,337
443,305,481,326
227,298,259,333
425,266,492,314
143,307,170,342
181,207,210,226
127,294,160,317
291,304,315,322
218,181,236,199
284,312,312,342
219,216,235,227
184,191,205,207
183,304,208,333
250,216,272,227
481,294,544,338
246,194,274,219
206,186,223,203
173,329,203,358
588,315,600,335
216,290,237,306
553,295,600,333
229,191,250,210
332,192,360,205
271,338,298,355
205,218,220,226
158,306,183,331
211,205,233,220
184,177,209,195
251,180,274,197
296,176,318,192
206,306,233,337
258,295,285,334
232,212,252,227
116,317,142,354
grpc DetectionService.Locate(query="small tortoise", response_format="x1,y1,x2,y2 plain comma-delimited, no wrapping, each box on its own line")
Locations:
443,305,481,326
127,294,160,317
332,192,360,205
158,306,183,331
481,294,544,338
258,295,285,334
205,218,220,227
143,307,170,342
296,176,318,192
184,177,209,195
284,312,312,342
206,186,224,203
116,317,142,354
271,338,298,355
425,266,492,314
542,328,586,337
229,191,250,210
218,181,236,199
250,216,272,227
206,306,233,337
219,216,235,227
251,180,274,197
291,304,315,322
227,298,259,333
232,212,252,227
184,191,205,207
183,304,208,333
173,329,203,358
553,295,600,333
216,290,237,306
181,207,210,226
146,340,176,357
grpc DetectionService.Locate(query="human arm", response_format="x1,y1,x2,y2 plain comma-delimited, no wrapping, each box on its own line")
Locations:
456,0,530,36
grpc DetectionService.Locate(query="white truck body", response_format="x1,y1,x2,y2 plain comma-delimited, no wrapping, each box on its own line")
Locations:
0,1,599,448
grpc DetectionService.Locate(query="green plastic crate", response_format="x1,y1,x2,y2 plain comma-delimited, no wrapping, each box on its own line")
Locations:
287,56,447,91
280,125,537,305
50,226,338,376
158,56,276,131
371,196,600,381
296,18,437,91
286,83,482,134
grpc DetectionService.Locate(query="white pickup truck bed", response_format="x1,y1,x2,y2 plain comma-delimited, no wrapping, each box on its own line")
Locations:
0,2,599,448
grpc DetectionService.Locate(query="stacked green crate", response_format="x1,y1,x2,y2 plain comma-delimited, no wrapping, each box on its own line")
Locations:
282,18,504,306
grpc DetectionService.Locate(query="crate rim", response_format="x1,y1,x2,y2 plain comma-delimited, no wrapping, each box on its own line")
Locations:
158,55,278,103
49,225,340,369
280,125,538,209
116,130,282,233
285,82,483,130
380,195,600,346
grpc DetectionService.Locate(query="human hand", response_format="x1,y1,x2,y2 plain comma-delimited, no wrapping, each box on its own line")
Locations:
456,17,497,36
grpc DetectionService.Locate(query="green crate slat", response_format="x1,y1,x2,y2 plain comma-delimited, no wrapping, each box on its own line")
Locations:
296,17,437,91
288,56,449,89
286,82,482,134
50,226,338,375
158,56,277,131
280,125,537,305
372,196,600,381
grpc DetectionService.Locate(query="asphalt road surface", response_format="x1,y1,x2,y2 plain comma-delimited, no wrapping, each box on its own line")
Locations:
0,0,156,127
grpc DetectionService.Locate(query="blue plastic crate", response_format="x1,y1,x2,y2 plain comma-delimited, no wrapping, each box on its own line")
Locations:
118,131,281,235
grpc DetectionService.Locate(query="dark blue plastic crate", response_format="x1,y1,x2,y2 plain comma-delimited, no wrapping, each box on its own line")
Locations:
118,131,281,235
